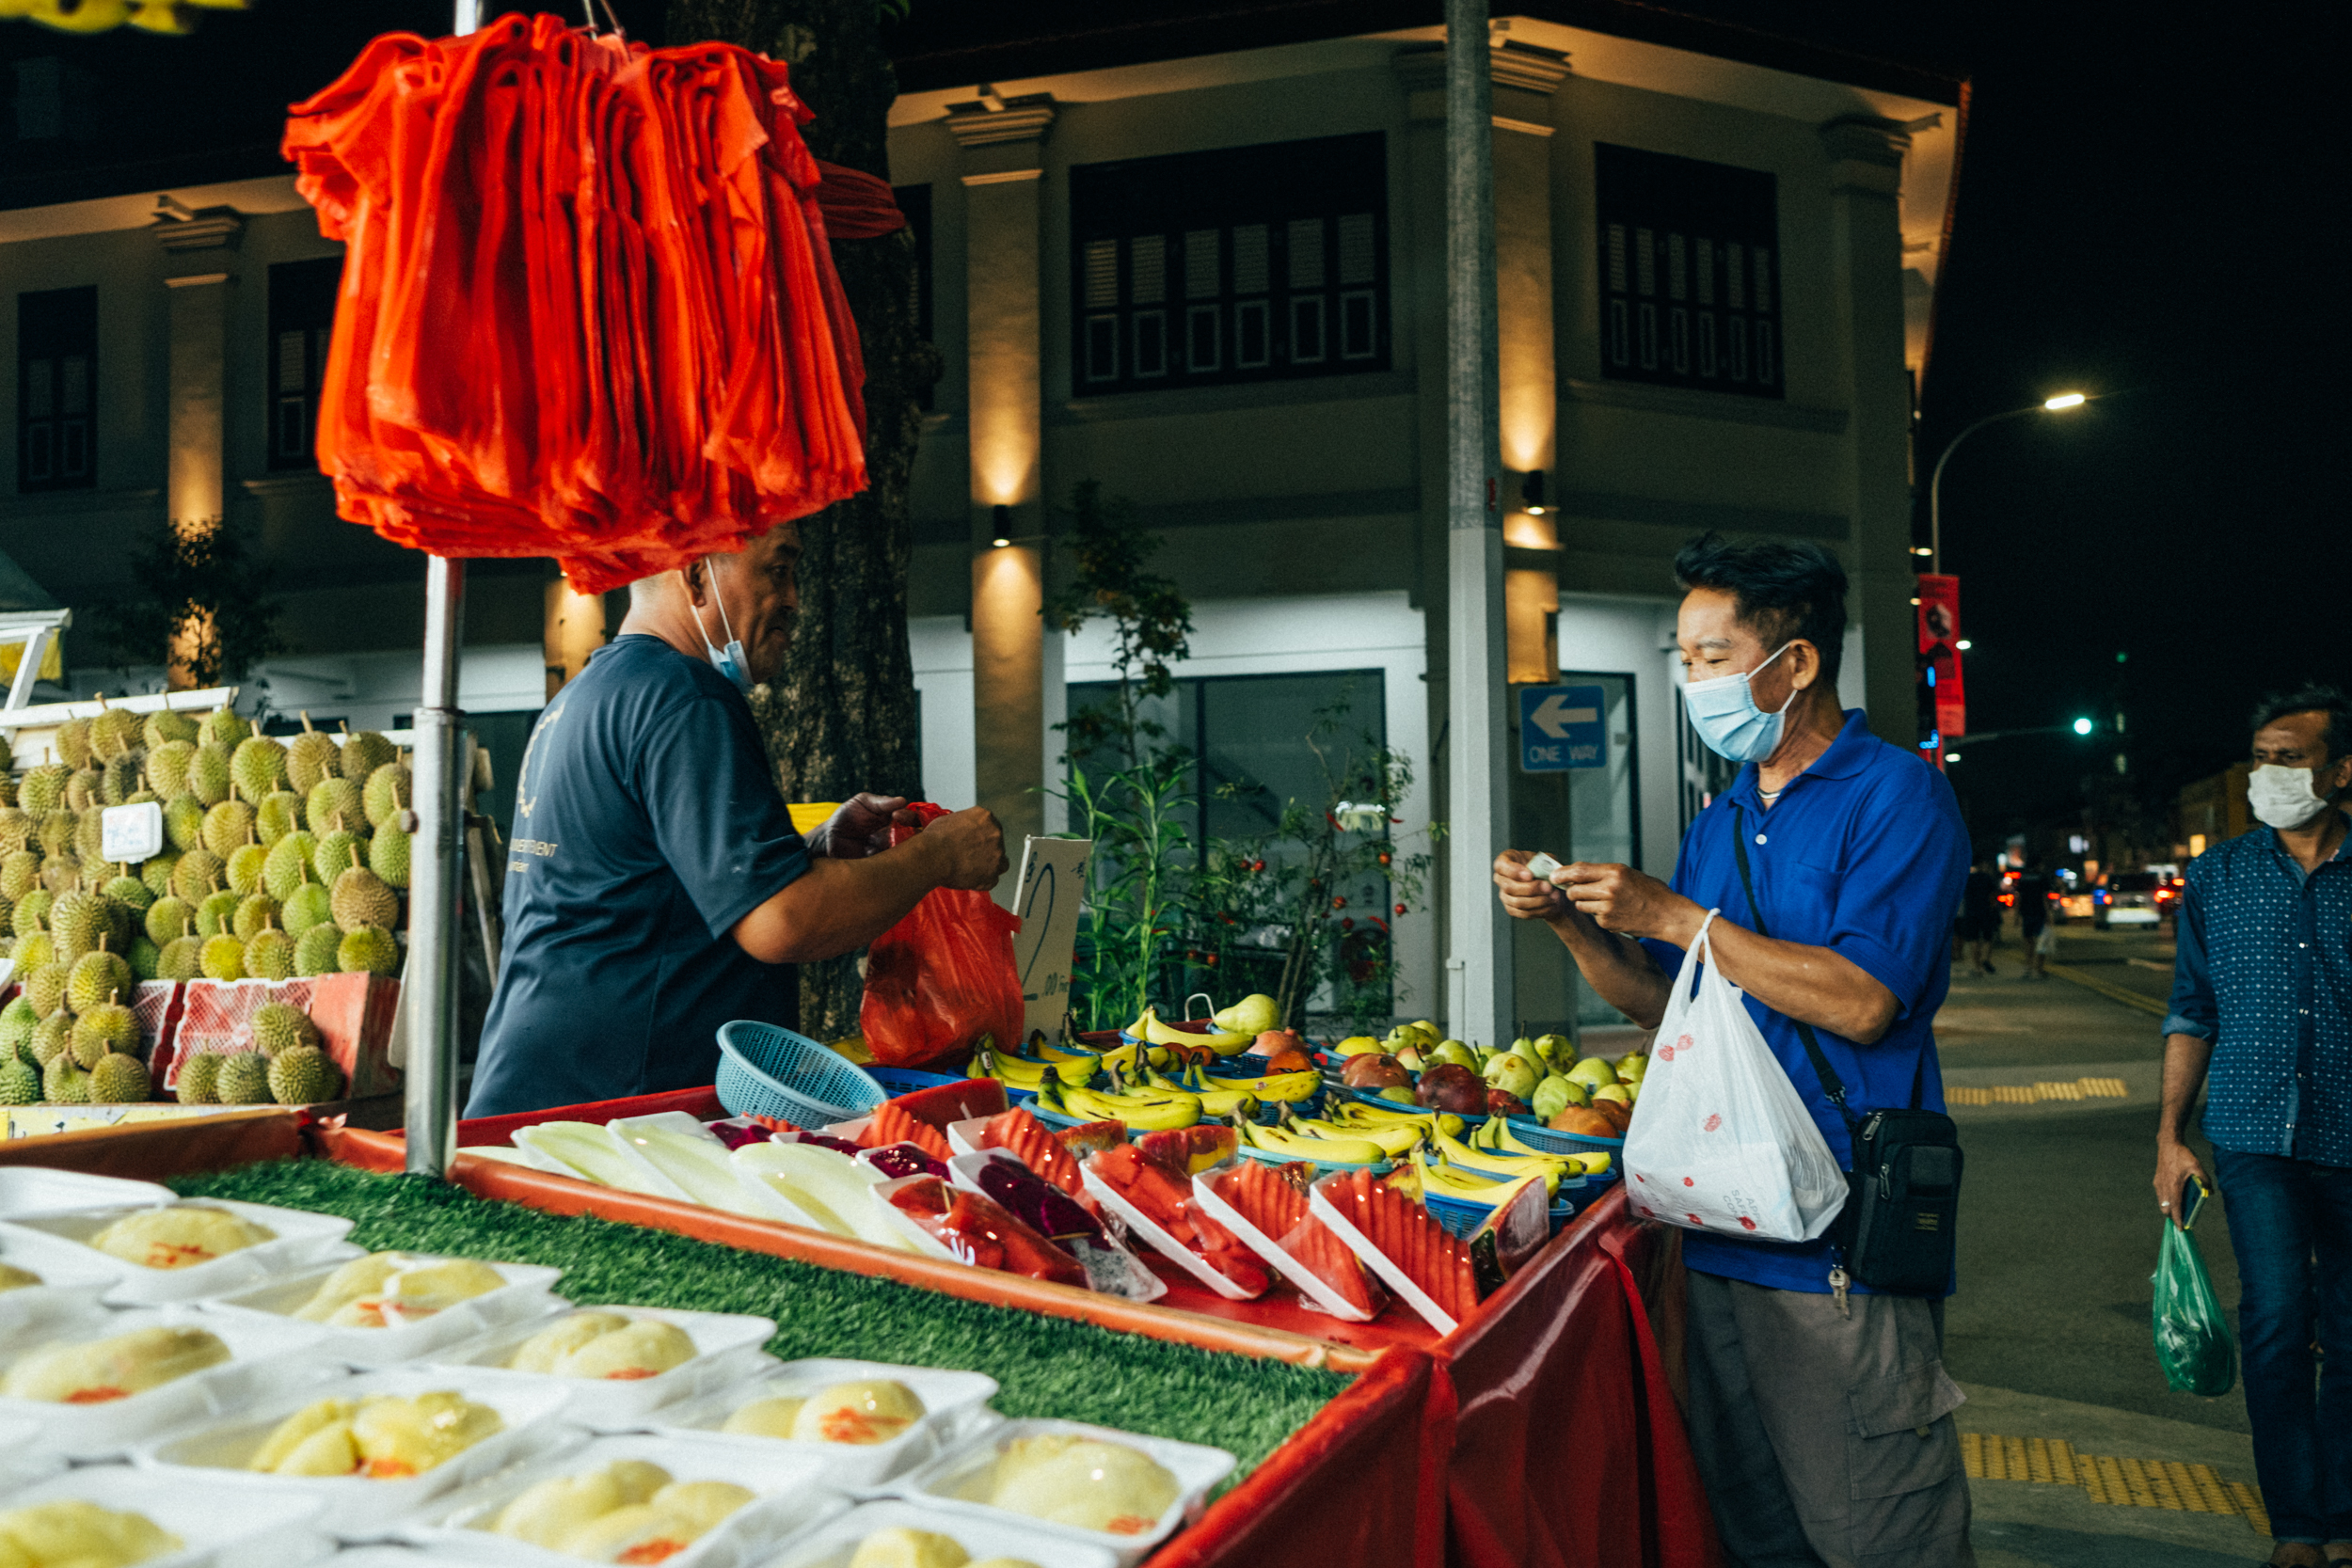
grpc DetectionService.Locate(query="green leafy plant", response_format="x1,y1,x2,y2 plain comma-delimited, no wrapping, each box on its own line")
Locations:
88,517,285,686
1043,480,1193,769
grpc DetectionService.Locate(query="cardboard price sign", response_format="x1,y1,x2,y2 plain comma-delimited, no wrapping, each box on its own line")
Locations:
1009,836,1091,1048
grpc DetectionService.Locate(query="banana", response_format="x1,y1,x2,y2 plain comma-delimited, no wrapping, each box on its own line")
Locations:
1434,1129,1567,1194
1294,1116,1424,1158
1031,1038,1101,1065
972,1049,1096,1090
1132,1006,1256,1053
1476,1120,1611,1176
1147,1070,1259,1120
1414,1151,1546,1210
1200,1069,1322,1104
1242,1122,1389,1165
1062,1084,1201,1132
1327,1101,1468,1139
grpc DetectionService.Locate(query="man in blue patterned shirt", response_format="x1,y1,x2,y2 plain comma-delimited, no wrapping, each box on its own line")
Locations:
2157,683,2352,1568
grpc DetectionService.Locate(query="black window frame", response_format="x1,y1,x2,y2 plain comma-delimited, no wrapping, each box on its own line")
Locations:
1069,132,1390,397
266,256,342,472
1595,142,1784,400
17,284,97,493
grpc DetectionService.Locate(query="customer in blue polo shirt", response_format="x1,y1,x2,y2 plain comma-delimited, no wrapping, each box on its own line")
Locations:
2155,684,2352,1568
1495,533,1971,1568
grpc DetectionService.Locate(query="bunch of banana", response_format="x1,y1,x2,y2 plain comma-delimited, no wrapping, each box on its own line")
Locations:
1413,1149,1547,1211
1433,1128,1571,1196
1196,1066,1322,1104
1323,1101,1469,1140
970,1046,1096,1092
1025,1033,1103,1067
1240,1120,1389,1166
1288,1112,1424,1159
1144,1068,1259,1120
1041,1077,1202,1132
1128,1006,1256,1053
1470,1117,1613,1175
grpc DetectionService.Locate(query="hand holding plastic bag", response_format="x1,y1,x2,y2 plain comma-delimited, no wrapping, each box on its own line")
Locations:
2153,1184,2236,1396
1622,911,1849,1243
858,803,1022,1069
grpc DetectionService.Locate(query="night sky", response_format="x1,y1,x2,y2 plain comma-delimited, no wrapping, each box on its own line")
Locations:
6,1,2340,848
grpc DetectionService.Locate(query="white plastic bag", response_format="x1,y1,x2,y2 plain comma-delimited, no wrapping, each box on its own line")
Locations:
1622,912,1848,1243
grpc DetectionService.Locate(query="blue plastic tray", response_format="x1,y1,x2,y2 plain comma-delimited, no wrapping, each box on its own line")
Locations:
866,1066,961,1098
1502,1116,1623,1158
715,1021,886,1126
1234,1143,1391,1177
1423,1173,1587,1238
1342,1083,1489,1126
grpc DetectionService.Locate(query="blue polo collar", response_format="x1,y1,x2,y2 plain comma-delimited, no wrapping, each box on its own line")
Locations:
1731,707,1877,807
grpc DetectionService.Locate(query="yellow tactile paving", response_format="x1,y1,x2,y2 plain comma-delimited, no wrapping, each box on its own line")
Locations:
1963,1432,2267,1532
2034,1081,2087,1101
2079,1076,2129,1098
1944,1076,2129,1108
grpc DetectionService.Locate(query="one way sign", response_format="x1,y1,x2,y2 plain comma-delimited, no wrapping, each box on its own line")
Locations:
1518,684,1607,772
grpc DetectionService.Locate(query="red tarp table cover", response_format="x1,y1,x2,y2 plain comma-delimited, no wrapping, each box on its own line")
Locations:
318,1088,1722,1567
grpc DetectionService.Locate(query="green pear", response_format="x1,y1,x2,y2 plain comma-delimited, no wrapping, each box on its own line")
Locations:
1614,1053,1649,1083
1487,1053,1540,1101
1433,1039,1480,1071
1510,1037,1548,1070
1532,1074,1578,1123
1396,1045,1426,1072
1213,993,1281,1037
1534,1033,1574,1070
1378,1085,1417,1104
1566,1056,1621,1090
1591,1083,1632,1106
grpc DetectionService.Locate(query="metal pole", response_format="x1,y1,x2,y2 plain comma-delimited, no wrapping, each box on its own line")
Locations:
1927,405,2041,576
405,0,481,1179
1443,0,1511,1048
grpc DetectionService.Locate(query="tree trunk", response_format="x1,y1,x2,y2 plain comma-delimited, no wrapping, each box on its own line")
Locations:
667,0,936,1040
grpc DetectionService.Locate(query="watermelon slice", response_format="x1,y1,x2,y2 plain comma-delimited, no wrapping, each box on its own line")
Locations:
1136,1126,1236,1176
1334,1171,1464,1317
1089,1144,1269,1297
981,1107,1088,1201
1212,1161,1381,1318
889,1078,1008,1129
862,1101,951,1161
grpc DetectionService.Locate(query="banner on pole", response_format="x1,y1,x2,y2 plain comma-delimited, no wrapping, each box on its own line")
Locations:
1916,574,1965,744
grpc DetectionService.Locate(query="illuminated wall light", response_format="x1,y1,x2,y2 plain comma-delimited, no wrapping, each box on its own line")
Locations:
992,504,1011,548
1519,470,1547,515
1910,596,1921,606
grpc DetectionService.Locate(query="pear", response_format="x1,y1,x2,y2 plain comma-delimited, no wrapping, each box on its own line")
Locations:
1531,1073,1579,1124
1395,1045,1426,1072
1614,1053,1649,1083
1486,1053,1540,1101
1432,1039,1480,1072
1210,992,1280,1037
1591,1083,1633,1106
1565,1056,1621,1091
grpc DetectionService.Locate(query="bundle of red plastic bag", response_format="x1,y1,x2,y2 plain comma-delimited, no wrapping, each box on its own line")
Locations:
282,13,867,593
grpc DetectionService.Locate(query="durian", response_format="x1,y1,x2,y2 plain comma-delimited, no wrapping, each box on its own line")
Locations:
163,793,205,851
363,761,412,828
311,827,362,887
144,707,199,749
90,704,141,761
247,1397,360,1474
489,1460,674,1549
148,740,198,800
262,832,319,900
196,888,239,938
188,743,231,807
103,872,152,913
307,778,363,836
68,950,133,1013
169,847,224,903
337,925,398,976
201,799,255,860
230,735,288,801
20,764,71,816
227,840,268,895
14,930,54,974
0,848,39,901
332,861,397,929
0,1499,183,1567
10,887,47,936
30,1010,73,1067
846,1528,975,1568
267,1045,342,1104
199,934,245,981
0,996,37,1061
294,924,342,976
88,1052,151,1103
1,1323,230,1402
158,933,203,982
38,810,75,856
175,1050,222,1103
87,1203,275,1268
369,822,411,889
550,1318,696,1381
197,706,251,749
53,720,91,768
215,1052,272,1104
285,716,341,795
24,965,69,1020
283,879,332,938
144,895,193,947
507,1312,633,1373
348,1389,502,1478
140,851,179,897
245,926,294,980
41,1054,88,1104
102,752,143,807
985,1434,1181,1535
250,1001,318,1056
256,789,301,847
787,1379,926,1446
71,999,137,1068
231,893,278,942
64,768,102,814
341,728,397,783
49,891,105,960
128,934,163,981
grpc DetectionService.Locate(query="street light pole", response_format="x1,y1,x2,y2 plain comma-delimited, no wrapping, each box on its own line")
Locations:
1927,392,2088,575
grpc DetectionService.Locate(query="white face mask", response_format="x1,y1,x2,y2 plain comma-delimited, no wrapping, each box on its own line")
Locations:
1680,641,1798,764
688,556,754,695
2247,763,2340,832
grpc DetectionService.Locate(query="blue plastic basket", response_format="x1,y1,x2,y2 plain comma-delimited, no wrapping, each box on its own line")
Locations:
715,1021,887,1127
866,1066,961,1098
1423,1174,1587,1238
1343,1082,1487,1127
1502,1116,1623,1159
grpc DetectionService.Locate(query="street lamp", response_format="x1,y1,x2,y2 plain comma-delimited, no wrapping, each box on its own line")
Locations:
1926,391,2090,574
2072,717,2094,736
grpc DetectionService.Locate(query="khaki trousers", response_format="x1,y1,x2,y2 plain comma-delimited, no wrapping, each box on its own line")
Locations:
1685,1270,1976,1568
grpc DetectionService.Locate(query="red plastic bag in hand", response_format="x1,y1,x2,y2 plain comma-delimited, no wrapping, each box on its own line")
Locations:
859,803,1021,1069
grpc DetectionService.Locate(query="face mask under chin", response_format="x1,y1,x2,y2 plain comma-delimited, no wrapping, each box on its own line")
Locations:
690,559,755,695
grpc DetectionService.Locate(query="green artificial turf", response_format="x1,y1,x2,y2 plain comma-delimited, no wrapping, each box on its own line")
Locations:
170,1160,1345,1480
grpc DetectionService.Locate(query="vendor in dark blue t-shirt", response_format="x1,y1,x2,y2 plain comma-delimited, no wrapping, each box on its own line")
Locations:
467,522,1008,1118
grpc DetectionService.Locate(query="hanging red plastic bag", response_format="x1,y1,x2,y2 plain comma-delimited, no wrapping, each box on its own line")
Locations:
859,803,1022,1069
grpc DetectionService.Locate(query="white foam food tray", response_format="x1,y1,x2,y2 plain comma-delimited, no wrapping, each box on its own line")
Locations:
650,1358,1001,1488
605,1113,783,1218
764,1498,1121,1568
0,1306,343,1459
0,1227,119,1334
0,1413,67,1496
510,1121,692,1200
399,1430,853,1568
195,1257,568,1369
0,1166,175,1220
0,1199,359,1306
1190,1176,1375,1323
129,1364,581,1535
727,1144,961,1261
421,1305,777,1430
1078,1166,1253,1301
0,1465,333,1568
897,1418,1235,1566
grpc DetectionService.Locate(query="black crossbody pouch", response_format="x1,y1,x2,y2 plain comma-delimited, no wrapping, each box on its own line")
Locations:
1730,807,1963,1296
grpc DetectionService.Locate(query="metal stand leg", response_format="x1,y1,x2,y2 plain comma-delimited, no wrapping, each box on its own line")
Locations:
405,556,468,1178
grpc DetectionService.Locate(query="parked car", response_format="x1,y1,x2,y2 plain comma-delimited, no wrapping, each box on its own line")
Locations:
2096,871,2167,928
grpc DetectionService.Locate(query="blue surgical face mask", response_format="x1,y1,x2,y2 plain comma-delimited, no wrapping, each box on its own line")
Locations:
1680,641,1797,764
690,556,755,695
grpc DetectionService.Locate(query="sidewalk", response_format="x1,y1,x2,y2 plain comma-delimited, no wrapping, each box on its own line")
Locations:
1935,939,2267,1567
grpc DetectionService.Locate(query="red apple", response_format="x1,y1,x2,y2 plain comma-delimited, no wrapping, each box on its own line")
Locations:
1342,1053,1411,1089
1254,1028,1305,1056
1417,1063,1487,1115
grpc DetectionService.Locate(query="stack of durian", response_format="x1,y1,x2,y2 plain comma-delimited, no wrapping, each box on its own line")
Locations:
0,704,405,1107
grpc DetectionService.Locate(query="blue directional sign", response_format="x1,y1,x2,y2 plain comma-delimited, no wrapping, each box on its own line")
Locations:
1519,684,1608,772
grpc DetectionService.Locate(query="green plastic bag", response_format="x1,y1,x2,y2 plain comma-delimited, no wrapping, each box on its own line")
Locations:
2152,1189,2236,1397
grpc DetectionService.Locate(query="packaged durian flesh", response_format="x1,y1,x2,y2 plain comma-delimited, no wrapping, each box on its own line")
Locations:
483,1460,756,1561
85,1205,276,1270
505,1312,696,1381
1,1324,231,1403
246,1389,503,1479
0,1497,184,1567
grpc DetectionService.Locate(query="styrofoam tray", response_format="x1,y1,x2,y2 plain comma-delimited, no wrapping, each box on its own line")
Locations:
764,1499,1120,1568
0,1413,66,1496
1309,1180,1456,1335
651,1358,1000,1488
0,1199,359,1306
131,1364,581,1535
1078,1166,1255,1301
727,1145,961,1261
896,1418,1236,1565
0,1166,174,1220
0,1306,343,1459
399,1430,852,1568
0,1227,119,1332
606,1113,784,1217
194,1257,567,1368
1190,1175,1375,1323
510,1121,691,1199
421,1305,777,1429
0,1465,332,1568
